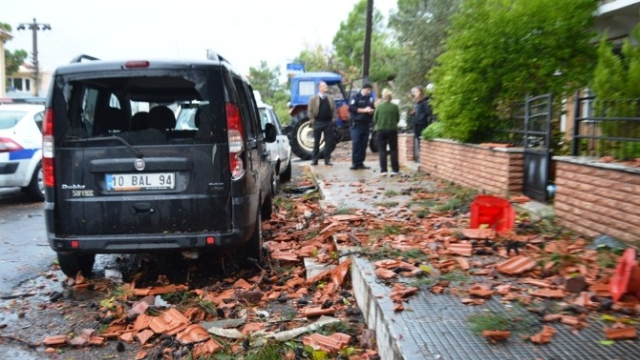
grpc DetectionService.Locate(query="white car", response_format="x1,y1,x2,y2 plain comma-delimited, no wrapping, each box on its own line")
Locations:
257,99,292,182
0,104,45,201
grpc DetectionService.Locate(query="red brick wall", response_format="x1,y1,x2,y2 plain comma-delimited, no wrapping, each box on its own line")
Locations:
419,139,525,196
398,134,414,166
554,158,640,245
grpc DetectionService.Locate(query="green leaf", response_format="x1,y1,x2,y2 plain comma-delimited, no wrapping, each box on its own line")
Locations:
600,315,618,322
599,340,616,346
419,265,432,274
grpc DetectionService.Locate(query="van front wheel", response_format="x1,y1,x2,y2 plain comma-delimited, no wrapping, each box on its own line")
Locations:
57,253,96,278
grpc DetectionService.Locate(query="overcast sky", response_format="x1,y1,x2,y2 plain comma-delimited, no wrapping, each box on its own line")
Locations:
3,0,397,77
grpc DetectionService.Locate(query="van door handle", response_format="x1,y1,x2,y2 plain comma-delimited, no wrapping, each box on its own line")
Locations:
131,203,154,214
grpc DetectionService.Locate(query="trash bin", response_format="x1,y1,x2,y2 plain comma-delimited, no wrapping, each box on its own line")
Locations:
470,195,515,234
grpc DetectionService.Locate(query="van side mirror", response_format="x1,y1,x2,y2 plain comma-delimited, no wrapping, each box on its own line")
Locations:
264,123,277,143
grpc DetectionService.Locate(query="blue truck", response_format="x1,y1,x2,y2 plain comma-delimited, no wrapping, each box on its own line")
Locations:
284,72,353,160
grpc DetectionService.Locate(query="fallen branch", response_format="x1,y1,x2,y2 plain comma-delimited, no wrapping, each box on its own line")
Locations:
0,334,39,348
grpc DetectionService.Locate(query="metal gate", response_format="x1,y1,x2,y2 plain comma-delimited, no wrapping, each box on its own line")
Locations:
522,94,553,202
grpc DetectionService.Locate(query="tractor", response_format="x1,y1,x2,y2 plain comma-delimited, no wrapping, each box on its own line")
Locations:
284,72,352,160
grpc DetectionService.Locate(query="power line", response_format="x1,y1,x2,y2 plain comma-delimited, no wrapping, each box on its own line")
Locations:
17,18,51,97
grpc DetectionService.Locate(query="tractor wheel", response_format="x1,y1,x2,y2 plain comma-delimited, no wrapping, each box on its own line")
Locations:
288,112,336,160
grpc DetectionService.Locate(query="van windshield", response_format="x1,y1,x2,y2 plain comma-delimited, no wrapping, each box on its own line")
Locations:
53,69,226,145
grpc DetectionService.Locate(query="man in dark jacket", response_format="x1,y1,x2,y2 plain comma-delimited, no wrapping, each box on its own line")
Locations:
308,81,336,165
348,83,375,170
411,86,432,162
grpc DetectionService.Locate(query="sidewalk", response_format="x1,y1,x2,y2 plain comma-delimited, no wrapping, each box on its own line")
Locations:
307,160,638,360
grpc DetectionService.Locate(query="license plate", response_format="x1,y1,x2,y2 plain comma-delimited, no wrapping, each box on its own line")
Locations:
106,173,175,191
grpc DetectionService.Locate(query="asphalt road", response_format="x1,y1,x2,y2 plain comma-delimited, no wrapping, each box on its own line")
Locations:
0,188,51,296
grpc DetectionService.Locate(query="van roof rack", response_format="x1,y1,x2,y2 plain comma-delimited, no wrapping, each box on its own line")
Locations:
70,54,100,63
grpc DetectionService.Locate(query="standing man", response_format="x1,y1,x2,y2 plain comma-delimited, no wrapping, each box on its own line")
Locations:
348,83,375,170
411,86,432,162
308,81,336,166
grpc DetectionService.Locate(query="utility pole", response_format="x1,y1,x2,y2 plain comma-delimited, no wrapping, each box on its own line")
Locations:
362,0,373,83
17,18,51,97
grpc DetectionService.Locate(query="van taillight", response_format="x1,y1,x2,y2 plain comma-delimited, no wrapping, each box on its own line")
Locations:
226,103,245,180
42,108,55,187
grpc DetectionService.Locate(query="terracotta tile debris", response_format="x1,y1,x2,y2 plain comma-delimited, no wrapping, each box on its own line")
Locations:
604,325,638,340
531,288,566,299
448,242,473,257
462,228,496,239
482,330,511,342
530,325,557,344
469,285,494,298
497,256,537,275
303,332,352,353
43,335,68,346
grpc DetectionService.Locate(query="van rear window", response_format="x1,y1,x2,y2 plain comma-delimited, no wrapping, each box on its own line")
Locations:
53,70,226,145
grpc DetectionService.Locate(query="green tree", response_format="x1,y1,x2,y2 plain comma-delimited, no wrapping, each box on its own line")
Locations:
5,49,28,75
247,60,292,125
430,0,597,142
248,60,282,100
591,26,640,159
332,0,399,83
1,21,29,76
389,0,461,96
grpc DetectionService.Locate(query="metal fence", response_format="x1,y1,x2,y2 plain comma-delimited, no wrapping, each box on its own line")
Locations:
491,96,552,148
572,96,640,160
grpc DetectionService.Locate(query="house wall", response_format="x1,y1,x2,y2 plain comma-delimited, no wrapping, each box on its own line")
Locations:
418,139,525,196
554,157,640,245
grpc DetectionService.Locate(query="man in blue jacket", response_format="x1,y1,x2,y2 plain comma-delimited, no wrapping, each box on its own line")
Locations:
348,83,375,170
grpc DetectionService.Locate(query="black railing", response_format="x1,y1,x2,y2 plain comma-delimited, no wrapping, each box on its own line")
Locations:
492,96,552,148
572,96,640,160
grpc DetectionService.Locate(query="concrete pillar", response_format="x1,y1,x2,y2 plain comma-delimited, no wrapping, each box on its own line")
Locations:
0,29,13,98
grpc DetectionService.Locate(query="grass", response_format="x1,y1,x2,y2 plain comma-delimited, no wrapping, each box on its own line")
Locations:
373,201,400,208
384,189,399,197
334,206,356,215
368,244,430,262
408,269,470,288
468,309,537,336
318,321,355,336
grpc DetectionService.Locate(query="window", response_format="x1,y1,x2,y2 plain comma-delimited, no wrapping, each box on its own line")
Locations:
25,79,31,92
299,81,315,96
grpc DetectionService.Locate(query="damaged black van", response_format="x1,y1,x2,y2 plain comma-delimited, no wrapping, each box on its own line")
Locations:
43,54,277,277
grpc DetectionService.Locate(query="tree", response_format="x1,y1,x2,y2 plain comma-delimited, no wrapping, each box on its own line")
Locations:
332,0,399,83
293,44,340,73
388,0,461,96
1,21,29,76
248,61,282,100
430,0,598,142
5,49,28,75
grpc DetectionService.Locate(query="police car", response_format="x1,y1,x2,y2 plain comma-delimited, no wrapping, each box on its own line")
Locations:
0,104,45,201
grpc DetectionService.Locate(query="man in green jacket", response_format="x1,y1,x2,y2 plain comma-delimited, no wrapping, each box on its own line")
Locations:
373,89,400,175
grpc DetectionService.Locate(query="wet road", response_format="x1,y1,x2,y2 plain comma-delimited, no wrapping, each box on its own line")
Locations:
0,188,51,296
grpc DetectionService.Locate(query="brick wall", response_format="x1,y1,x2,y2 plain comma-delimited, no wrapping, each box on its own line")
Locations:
419,139,525,196
554,157,640,245
398,134,414,166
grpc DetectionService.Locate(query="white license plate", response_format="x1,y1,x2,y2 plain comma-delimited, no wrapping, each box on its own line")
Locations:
106,173,175,191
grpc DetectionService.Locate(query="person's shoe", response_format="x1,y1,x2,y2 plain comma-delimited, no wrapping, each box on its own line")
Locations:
310,161,318,166
380,172,388,176
325,162,333,166
358,164,371,170
349,165,358,170
390,171,401,176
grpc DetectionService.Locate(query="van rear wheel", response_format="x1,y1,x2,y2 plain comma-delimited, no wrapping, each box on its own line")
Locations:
57,253,96,278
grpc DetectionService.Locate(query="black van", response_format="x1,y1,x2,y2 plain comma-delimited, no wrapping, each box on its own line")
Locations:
43,54,277,277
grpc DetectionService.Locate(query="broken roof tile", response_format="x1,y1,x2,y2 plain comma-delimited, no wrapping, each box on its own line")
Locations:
531,289,565,299
604,326,638,340
497,256,537,275
448,243,473,257
482,330,511,342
